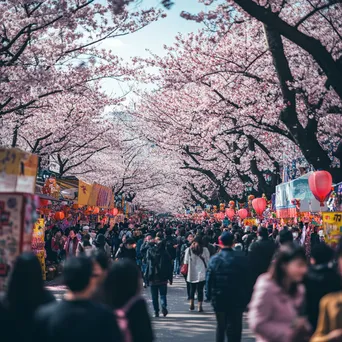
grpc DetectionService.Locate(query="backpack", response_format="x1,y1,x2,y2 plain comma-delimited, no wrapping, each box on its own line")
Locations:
114,295,143,342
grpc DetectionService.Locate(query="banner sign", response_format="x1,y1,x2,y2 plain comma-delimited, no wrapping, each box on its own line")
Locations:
0,148,38,194
78,180,93,206
276,172,327,217
32,218,46,280
88,183,113,208
322,212,342,247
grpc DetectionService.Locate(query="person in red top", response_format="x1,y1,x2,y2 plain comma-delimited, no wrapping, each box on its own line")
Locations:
64,228,78,258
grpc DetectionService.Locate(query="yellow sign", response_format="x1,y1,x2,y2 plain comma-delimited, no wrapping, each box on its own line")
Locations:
32,218,46,280
322,212,342,247
244,218,257,227
0,148,38,193
78,180,93,206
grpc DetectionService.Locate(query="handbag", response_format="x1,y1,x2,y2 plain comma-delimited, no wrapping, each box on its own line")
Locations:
180,263,188,276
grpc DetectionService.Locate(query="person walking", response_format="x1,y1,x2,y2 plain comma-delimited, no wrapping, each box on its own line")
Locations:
34,256,122,342
181,233,194,300
304,243,341,330
64,228,78,258
248,227,276,287
76,233,95,256
206,232,250,342
115,237,137,261
93,233,111,258
0,253,55,342
311,242,342,342
103,259,154,342
248,243,311,342
184,236,210,312
145,238,173,317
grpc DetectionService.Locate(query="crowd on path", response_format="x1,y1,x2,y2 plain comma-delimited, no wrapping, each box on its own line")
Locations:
1,219,342,342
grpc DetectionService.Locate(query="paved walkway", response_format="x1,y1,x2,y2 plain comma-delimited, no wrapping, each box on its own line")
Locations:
46,277,255,342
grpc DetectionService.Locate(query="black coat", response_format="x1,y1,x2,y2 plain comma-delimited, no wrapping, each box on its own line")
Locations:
248,237,276,286
206,248,250,312
145,245,173,284
304,264,341,330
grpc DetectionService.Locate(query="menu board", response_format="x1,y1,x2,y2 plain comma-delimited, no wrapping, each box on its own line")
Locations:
322,212,342,247
0,193,35,290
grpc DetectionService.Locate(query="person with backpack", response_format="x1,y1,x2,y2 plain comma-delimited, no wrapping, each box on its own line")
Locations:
184,236,210,312
145,238,173,317
206,232,250,342
115,238,137,261
93,234,111,258
76,234,95,257
102,259,153,342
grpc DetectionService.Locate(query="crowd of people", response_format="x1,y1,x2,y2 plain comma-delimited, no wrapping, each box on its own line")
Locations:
1,218,342,342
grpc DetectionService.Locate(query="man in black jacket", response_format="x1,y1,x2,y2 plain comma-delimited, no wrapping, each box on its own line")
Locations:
206,232,249,342
146,238,173,318
304,243,341,330
34,256,122,342
248,226,276,287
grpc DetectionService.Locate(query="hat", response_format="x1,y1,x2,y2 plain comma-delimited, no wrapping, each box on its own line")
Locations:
83,226,90,231
219,232,234,247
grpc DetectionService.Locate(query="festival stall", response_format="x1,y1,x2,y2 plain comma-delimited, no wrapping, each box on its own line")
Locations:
0,148,39,290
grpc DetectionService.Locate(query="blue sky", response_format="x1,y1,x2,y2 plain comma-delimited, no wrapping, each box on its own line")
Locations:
99,0,209,98
104,0,207,60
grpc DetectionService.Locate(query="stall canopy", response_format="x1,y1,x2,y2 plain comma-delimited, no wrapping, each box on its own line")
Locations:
276,172,328,218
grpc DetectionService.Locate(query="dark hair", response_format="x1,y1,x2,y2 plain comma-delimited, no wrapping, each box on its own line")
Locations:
63,256,92,292
91,250,109,271
234,232,243,244
252,225,258,232
202,235,210,247
82,234,91,247
279,229,293,245
103,259,140,309
311,244,334,265
269,243,306,296
191,237,203,256
6,253,46,314
165,227,173,236
258,227,269,239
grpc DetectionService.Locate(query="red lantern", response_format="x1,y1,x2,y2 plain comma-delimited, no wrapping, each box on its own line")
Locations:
54,211,65,221
39,198,49,207
308,171,332,206
225,208,235,220
237,208,248,220
252,198,266,216
92,207,100,215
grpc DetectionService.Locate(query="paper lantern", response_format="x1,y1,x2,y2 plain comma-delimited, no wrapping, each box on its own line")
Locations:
252,198,266,216
308,171,332,206
225,208,235,220
54,211,65,221
39,198,49,207
237,208,248,220
92,207,100,215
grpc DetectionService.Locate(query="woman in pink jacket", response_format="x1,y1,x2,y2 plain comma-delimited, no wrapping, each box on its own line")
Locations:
248,243,311,342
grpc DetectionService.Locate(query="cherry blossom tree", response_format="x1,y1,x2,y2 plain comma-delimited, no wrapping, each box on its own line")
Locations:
129,6,341,203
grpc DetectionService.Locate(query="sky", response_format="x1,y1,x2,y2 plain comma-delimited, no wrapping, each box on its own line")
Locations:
99,0,209,98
